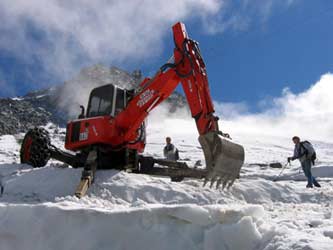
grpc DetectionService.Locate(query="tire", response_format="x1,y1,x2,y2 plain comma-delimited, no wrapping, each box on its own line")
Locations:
139,156,154,173
20,127,51,168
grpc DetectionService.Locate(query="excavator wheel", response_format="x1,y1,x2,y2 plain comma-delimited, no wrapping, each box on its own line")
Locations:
20,127,51,168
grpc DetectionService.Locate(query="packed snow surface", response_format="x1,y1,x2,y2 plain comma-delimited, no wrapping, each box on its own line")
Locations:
0,120,333,250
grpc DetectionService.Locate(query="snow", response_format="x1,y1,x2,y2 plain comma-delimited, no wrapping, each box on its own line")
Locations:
0,119,333,250
0,135,20,164
11,97,23,101
0,203,271,250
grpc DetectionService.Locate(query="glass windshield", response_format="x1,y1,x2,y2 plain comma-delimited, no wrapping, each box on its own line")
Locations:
115,89,125,115
87,85,114,117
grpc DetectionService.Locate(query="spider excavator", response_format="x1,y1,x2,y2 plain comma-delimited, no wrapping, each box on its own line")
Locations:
20,22,245,198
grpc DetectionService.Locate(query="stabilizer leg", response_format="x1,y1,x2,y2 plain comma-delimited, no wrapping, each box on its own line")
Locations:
75,150,97,198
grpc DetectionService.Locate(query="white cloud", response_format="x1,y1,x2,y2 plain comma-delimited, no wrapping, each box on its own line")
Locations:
0,0,300,83
213,101,249,118
218,73,333,142
144,72,333,143
0,0,222,81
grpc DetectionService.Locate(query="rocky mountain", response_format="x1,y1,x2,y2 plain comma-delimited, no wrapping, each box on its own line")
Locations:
0,98,51,135
0,64,188,135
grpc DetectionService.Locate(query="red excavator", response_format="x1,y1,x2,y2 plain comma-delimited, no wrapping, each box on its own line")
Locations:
20,22,245,198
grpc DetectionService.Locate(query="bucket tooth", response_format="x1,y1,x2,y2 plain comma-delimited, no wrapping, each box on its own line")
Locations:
215,178,223,189
209,175,218,188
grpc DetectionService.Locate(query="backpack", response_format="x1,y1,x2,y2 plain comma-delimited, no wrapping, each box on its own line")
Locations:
300,141,316,164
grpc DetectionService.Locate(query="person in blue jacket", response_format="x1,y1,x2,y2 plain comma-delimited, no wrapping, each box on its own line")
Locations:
288,136,321,188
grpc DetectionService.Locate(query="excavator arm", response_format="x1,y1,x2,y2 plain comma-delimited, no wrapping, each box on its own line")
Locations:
173,22,218,135
116,22,245,188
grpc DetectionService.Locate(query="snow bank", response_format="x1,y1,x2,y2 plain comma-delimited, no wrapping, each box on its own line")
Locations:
0,203,274,250
2,164,332,207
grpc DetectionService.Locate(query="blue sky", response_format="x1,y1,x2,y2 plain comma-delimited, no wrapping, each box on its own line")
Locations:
0,0,332,112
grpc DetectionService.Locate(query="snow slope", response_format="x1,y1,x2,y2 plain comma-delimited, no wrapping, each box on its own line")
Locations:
0,120,333,250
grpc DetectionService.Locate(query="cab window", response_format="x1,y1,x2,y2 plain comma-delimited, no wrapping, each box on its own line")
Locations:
87,85,114,117
115,89,125,115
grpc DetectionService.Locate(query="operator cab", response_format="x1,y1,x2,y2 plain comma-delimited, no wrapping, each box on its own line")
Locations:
85,84,132,118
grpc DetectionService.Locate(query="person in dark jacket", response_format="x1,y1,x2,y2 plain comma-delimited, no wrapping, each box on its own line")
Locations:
163,137,179,161
288,136,320,188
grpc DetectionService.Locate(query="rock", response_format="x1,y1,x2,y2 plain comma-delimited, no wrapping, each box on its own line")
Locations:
0,98,51,135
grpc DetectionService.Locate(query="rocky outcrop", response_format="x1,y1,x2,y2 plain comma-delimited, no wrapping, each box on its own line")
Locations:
0,98,51,135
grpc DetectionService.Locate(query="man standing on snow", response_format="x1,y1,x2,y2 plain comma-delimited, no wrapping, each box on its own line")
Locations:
288,136,320,188
163,137,179,161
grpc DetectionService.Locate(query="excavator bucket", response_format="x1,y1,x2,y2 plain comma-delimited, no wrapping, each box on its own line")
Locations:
199,132,245,189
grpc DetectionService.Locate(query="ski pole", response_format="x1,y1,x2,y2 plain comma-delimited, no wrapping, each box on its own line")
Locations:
273,162,290,182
